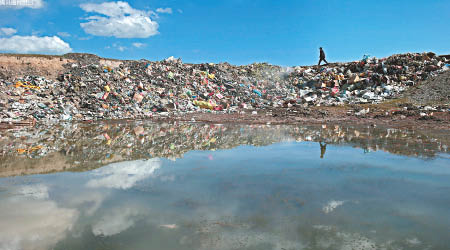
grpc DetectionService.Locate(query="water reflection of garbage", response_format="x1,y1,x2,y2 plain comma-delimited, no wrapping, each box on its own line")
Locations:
0,122,448,177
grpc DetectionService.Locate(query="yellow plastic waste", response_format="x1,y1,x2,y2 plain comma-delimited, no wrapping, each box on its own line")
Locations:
208,73,215,79
335,74,345,80
104,85,111,92
15,81,40,90
16,145,43,154
193,100,215,110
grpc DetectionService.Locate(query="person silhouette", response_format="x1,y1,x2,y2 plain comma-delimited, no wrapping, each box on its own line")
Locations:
319,141,327,159
318,47,329,67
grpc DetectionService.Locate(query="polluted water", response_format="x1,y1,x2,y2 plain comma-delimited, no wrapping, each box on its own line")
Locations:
0,122,449,250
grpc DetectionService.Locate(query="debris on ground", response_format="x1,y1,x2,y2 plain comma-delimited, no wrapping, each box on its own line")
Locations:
0,52,448,124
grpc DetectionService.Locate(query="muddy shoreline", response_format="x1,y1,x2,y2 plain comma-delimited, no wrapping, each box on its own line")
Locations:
167,107,449,130
2,105,449,131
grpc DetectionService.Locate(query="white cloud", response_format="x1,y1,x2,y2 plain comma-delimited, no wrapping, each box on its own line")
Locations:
57,31,71,37
322,200,345,214
109,43,127,51
0,192,78,250
156,7,172,14
81,1,138,17
80,1,159,38
0,27,17,36
0,35,72,54
0,0,44,9
132,42,146,48
86,159,161,189
70,192,106,216
92,205,147,236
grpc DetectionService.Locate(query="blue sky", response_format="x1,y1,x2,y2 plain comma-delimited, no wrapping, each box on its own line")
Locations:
0,0,449,66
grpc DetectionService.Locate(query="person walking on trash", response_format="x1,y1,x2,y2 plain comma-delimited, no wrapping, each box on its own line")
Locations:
318,47,329,67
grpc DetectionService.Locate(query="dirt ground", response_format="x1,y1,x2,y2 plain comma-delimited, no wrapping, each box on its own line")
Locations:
0,53,121,80
0,54,71,80
160,105,449,130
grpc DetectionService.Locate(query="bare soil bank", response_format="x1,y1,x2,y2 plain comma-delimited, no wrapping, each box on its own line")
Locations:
0,53,120,80
157,105,449,130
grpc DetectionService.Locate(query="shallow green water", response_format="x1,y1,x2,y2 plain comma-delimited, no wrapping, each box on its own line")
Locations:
0,123,449,250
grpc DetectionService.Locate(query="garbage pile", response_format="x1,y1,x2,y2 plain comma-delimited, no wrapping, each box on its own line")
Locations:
288,52,449,106
0,52,448,123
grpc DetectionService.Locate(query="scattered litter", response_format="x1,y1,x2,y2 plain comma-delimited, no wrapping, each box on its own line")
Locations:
0,52,448,124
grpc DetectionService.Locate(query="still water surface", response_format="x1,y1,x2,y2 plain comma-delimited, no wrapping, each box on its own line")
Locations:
0,122,449,250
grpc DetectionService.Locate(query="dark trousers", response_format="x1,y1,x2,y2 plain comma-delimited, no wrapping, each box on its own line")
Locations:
318,58,328,66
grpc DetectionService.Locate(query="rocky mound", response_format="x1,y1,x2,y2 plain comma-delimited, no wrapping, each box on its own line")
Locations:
406,70,450,105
